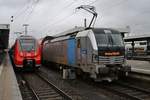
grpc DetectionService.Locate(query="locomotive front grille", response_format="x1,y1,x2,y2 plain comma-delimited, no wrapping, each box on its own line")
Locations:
99,56,124,64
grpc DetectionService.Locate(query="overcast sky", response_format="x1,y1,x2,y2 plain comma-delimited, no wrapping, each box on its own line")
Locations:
0,0,150,44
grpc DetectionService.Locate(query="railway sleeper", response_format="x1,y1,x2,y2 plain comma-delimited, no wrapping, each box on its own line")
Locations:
136,94,150,99
36,89,56,93
109,86,127,91
39,94,60,98
128,91,144,96
123,89,135,93
37,92,57,96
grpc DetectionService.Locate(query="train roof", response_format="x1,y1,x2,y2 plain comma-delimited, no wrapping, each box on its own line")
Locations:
113,27,130,33
48,28,122,43
53,27,122,38
53,27,85,37
124,34,150,42
75,28,121,38
92,28,121,32
17,35,36,40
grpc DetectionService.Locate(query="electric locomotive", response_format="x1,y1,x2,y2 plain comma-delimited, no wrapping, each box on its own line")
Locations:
12,35,41,70
42,27,131,82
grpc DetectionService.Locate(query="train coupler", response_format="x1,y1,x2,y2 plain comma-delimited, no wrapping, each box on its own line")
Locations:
120,65,131,72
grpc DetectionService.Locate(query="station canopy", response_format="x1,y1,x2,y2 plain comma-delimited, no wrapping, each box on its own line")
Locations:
124,34,150,42
0,24,9,50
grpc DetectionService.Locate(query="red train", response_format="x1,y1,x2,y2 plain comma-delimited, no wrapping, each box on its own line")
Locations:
12,35,41,70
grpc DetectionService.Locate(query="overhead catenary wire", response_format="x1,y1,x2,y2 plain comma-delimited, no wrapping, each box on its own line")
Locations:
14,0,137,36
88,0,98,5
23,0,40,23
97,0,150,32
13,0,126,29
12,0,38,22
39,0,95,31
10,0,40,40
39,0,78,33
18,0,98,35
42,0,98,34
45,11,78,34
99,0,129,15
12,1,32,20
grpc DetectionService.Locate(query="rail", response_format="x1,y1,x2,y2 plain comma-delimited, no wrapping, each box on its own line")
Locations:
36,72,73,100
20,73,72,100
100,81,150,100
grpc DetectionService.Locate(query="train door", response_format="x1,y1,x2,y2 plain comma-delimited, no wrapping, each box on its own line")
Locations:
76,37,87,64
77,38,81,64
80,37,88,66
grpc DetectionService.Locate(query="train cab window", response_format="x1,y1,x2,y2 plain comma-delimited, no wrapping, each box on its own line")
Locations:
139,42,146,45
19,39,36,51
148,42,150,46
77,39,81,48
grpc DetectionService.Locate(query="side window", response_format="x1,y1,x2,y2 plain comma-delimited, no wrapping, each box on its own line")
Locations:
77,39,81,48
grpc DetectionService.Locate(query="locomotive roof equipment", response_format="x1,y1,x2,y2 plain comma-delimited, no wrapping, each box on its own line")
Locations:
76,5,97,28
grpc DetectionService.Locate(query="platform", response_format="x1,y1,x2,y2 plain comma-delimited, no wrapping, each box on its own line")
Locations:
127,60,150,75
127,55,150,61
0,54,22,100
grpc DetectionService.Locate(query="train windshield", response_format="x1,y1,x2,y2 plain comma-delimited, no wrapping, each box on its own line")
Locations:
19,39,36,51
93,29,124,46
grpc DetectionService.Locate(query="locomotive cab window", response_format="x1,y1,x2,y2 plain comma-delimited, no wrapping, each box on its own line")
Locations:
139,42,146,45
93,29,124,47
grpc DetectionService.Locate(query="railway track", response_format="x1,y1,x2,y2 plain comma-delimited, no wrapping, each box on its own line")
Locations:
38,67,83,100
40,66,150,100
17,66,150,100
100,81,150,100
19,72,72,100
16,73,39,100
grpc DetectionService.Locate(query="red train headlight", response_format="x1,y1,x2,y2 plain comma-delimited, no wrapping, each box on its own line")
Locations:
20,52,23,57
34,52,37,56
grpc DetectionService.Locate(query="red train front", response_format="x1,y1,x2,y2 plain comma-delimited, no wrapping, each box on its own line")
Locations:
13,35,41,70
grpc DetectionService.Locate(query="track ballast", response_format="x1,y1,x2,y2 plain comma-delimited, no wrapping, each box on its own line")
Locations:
19,72,72,100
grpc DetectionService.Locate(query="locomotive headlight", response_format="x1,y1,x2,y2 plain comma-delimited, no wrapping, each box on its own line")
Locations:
34,52,38,56
20,52,23,57
92,54,99,63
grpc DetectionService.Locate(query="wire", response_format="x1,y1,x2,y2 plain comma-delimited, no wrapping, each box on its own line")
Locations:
39,0,78,33
12,0,35,21
88,0,98,5
101,0,129,15
44,11,77,34
42,0,98,34
23,0,40,23
13,1,31,19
